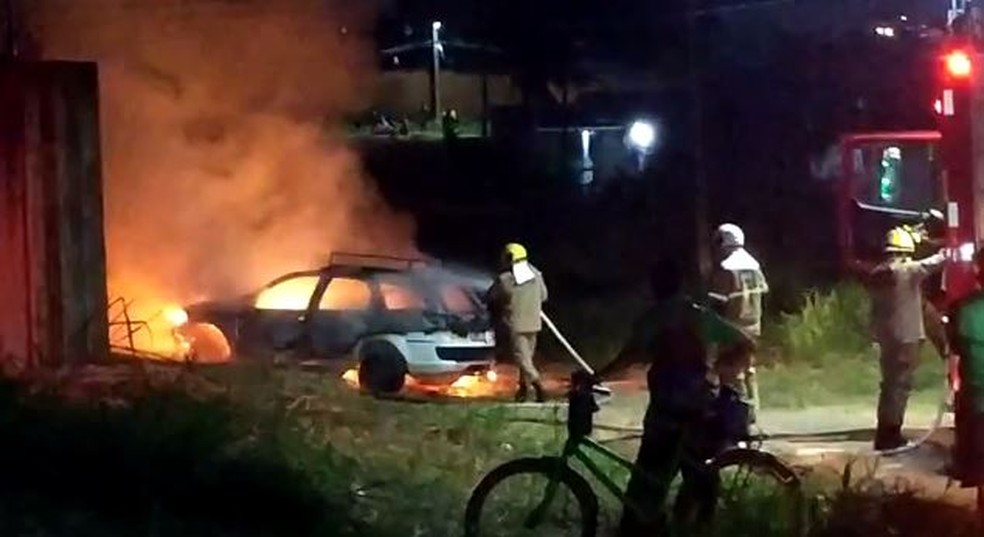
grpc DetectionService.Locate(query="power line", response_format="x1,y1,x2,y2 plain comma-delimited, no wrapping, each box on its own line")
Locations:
694,0,796,17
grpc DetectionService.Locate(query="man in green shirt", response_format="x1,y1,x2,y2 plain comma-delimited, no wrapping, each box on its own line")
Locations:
947,250,984,503
597,259,754,535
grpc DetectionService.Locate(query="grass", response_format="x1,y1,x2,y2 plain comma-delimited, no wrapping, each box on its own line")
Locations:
757,282,949,408
541,281,949,409
0,360,978,537
0,282,970,536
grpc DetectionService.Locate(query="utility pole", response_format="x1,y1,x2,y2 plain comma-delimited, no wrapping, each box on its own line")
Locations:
689,0,712,288
431,21,443,124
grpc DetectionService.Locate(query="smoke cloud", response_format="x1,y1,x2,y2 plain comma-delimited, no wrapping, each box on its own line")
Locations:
29,0,416,350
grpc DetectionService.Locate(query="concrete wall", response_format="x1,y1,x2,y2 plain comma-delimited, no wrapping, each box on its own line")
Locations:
373,70,522,118
0,61,108,370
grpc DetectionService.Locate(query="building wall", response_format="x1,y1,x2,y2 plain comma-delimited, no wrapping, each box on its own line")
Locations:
0,61,108,370
373,70,522,118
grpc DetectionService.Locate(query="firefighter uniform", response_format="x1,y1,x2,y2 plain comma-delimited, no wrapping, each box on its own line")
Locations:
709,224,768,414
863,227,945,451
486,243,549,402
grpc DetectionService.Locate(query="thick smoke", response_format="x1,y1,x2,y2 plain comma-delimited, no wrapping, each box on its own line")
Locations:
29,0,416,349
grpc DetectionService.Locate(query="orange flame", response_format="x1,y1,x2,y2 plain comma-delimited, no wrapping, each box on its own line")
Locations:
340,368,500,398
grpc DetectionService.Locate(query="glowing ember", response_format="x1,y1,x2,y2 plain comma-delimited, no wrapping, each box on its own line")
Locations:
340,368,500,398
342,368,359,386
175,322,232,363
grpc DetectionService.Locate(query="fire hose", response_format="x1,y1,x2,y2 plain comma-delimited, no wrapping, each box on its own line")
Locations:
877,355,959,457
540,311,612,396
539,311,955,455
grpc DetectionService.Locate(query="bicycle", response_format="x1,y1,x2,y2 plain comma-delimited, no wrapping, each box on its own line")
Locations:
464,371,804,537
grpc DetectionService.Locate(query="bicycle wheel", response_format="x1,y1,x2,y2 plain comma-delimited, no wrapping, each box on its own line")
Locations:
464,457,599,537
691,448,805,537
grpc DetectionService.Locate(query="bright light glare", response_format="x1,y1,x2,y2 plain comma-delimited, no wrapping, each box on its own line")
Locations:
946,50,973,78
486,369,498,383
432,21,442,31
960,242,976,262
627,120,656,150
163,306,189,327
874,26,896,38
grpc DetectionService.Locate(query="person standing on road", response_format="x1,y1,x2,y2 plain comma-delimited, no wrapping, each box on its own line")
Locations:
946,248,984,523
858,226,946,451
486,243,549,402
597,258,754,535
708,223,769,417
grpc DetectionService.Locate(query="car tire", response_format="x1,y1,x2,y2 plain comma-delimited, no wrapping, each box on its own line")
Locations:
357,341,408,395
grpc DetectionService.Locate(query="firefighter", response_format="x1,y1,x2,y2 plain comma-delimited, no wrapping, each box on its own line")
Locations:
486,243,549,402
597,258,754,535
947,248,984,523
947,250,984,527
913,215,951,361
861,226,946,451
709,223,769,416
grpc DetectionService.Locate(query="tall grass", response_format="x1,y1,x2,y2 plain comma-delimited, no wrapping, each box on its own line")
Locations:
765,282,872,367
758,283,949,407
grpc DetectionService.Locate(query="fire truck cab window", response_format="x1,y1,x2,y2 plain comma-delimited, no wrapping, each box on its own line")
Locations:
380,282,426,310
852,142,940,211
255,275,320,311
319,278,372,311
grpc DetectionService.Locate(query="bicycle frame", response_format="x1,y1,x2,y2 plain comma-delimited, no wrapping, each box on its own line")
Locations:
526,434,683,528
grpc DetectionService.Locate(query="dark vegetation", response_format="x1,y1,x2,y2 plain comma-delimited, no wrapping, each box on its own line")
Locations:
0,364,976,537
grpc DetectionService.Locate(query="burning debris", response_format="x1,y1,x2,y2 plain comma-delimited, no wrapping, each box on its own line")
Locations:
341,367,503,399
29,0,415,359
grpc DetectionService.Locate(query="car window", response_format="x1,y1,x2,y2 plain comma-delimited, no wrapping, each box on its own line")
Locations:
380,282,426,310
255,275,320,311
319,277,372,311
440,285,476,313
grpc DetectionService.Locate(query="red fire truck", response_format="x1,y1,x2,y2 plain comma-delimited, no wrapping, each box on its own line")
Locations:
836,47,980,309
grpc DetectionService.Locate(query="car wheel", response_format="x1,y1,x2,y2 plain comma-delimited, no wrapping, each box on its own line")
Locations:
357,341,408,395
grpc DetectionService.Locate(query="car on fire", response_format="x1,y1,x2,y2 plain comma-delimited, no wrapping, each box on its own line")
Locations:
179,253,495,394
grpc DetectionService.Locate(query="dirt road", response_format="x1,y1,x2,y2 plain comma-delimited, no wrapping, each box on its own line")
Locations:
590,370,979,510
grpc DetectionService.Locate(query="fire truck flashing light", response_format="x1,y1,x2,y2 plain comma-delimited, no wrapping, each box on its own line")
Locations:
945,50,973,79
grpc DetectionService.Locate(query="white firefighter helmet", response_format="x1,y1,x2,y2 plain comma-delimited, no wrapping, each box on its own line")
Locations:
716,223,745,249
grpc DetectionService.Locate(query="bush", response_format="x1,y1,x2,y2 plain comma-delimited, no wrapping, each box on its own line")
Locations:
765,283,872,366
0,378,354,537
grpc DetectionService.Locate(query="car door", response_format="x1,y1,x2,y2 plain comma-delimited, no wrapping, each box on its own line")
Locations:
305,274,374,357
237,272,321,354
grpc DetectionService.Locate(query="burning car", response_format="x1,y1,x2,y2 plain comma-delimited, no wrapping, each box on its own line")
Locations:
178,254,495,394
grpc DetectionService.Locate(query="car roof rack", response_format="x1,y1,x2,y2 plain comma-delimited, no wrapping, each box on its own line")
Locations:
327,252,440,271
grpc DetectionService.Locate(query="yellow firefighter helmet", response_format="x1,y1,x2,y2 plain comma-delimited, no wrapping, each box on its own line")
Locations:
503,243,528,263
885,227,916,254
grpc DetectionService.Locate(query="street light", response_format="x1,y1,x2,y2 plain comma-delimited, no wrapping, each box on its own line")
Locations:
627,120,657,152
625,119,658,173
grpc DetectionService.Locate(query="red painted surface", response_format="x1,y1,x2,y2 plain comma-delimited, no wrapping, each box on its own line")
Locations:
0,61,108,370
0,68,33,368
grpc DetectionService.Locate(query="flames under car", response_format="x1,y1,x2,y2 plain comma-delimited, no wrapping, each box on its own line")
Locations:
178,254,496,394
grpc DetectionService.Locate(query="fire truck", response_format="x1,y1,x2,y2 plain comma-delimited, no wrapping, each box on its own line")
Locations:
836,11,981,310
